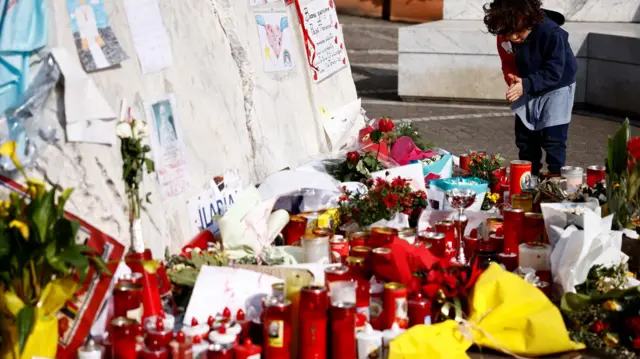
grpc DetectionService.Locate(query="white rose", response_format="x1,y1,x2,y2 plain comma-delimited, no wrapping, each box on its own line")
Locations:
132,119,149,139
115,121,133,138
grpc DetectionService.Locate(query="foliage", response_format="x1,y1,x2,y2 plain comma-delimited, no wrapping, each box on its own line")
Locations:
324,151,385,183
394,120,434,151
338,177,427,228
605,119,640,230
0,141,109,353
414,262,482,323
165,245,229,308
468,153,504,185
533,179,607,205
116,118,155,221
561,263,640,358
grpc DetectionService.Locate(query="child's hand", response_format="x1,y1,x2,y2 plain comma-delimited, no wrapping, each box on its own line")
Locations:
506,74,523,103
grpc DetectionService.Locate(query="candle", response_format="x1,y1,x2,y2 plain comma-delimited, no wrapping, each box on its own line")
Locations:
518,243,551,272
301,233,330,263
503,208,525,255
370,227,397,248
586,165,606,188
561,166,584,194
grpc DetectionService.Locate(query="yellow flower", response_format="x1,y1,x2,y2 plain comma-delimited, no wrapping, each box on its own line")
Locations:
487,193,500,203
0,141,20,169
26,178,46,199
603,332,620,348
9,220,29,239
603,299,622,311
0,200,8,218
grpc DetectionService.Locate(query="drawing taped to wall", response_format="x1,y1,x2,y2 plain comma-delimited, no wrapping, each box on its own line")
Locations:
255,12,296,73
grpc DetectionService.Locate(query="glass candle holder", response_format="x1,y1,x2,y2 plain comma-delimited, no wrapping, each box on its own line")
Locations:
561,166,584,194
370,227,397,248
510,192,533,212
301,233,330,263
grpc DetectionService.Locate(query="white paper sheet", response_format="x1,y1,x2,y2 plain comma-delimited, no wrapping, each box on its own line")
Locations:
322,98,363,152
143,93,190,197
186,171,243,236
257,170,341,202
184,265,282,325
50,47,117,145
123,0,173,74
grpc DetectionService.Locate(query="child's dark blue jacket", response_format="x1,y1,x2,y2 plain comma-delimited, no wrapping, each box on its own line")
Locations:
513,10,577,96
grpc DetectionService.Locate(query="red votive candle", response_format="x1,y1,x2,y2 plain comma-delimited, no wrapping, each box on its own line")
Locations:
503,208,525,255
498,252,518,271
113,282,142,319
110,317,138,359
586,165,606,188
330,302,356,359
283,215,308,246
348,231,370,248
408,293,431,326
369,227,397,248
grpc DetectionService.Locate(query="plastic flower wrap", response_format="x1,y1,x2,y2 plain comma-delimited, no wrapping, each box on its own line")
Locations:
390,264,584,358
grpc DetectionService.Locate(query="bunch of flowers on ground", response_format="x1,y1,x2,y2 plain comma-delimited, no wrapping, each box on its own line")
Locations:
562,263,640,358
468,153,504,186
325,151,385,183
338,176,427,228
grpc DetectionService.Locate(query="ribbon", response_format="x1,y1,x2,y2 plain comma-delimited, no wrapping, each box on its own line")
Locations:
293,0,319,73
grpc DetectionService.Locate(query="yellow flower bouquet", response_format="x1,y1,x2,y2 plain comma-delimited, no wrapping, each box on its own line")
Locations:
0,141,109,359
390,264,585,358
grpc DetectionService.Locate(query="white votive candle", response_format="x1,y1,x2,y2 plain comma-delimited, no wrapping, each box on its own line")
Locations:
518,243,551,272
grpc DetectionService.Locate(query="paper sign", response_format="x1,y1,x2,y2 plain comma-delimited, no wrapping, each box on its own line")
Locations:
123,0,173,74
187,187,237,236
234,265,314,283
255,11,296,73
66,0,128,72
184,266,282,325
300,0,348,82
144,93,190,198
323,98,362,151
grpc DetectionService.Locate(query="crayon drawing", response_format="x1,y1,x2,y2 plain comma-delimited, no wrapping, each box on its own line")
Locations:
255,12,295,73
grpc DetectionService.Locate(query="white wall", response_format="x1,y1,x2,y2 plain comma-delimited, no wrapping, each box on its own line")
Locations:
31,0,357,256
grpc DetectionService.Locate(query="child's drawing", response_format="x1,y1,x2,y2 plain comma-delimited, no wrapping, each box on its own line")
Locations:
255,12,295,73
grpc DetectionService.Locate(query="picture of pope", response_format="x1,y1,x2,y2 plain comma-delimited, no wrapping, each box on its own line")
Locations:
152,100,178,146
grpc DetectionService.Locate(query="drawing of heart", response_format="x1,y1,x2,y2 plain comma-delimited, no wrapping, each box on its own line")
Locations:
256,15,290,59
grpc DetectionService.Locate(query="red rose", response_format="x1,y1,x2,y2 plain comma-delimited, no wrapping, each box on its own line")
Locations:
423,283,441,298
346,151,360,165
634,337,640,349
378,117,395,132
626,317,640,334
590,320,607,334
383,193,399,209
628,137,640,160
427,269,444,284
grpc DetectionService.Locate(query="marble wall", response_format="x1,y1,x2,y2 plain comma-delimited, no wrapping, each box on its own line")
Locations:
31,0,357,257
443,0,640,23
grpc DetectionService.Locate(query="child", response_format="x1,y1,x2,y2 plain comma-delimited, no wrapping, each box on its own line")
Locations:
484,0,577,176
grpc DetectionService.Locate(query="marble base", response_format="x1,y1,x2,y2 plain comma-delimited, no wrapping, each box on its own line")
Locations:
35,0,357,257
443,0,640,23
398,20,640,109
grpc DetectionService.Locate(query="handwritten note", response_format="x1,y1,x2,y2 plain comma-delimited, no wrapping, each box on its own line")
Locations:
301,0,348,83
123,0,173,74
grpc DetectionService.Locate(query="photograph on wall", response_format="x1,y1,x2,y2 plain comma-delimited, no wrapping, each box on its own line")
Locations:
255,11,296,73
66,0,128,72
144,93,191,198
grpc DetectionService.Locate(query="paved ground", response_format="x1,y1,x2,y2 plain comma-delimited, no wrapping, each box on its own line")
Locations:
339,14,640,170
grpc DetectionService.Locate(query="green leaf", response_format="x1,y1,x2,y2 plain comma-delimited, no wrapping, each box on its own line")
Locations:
30,189,55,243
57,247,90,283
88,255,112,276
56,187,74,217
369,130,383,144
144,158,155,173
16,305,35,354
0,225,9,259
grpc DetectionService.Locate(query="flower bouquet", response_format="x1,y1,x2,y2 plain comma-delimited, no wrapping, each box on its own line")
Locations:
115,115,154,252
324,150,385,183
561,263,640,358
338,177,427,228
390,264,585,359
0,142,109,359
468,153,505,193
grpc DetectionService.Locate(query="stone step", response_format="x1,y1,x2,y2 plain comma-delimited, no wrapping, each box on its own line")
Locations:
398,19,640,115
443,0,640,23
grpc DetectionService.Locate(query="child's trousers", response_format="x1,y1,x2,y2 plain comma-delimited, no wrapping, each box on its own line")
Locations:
514,115,569,176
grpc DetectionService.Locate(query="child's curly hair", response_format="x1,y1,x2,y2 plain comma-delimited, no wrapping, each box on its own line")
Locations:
483,0,544,36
